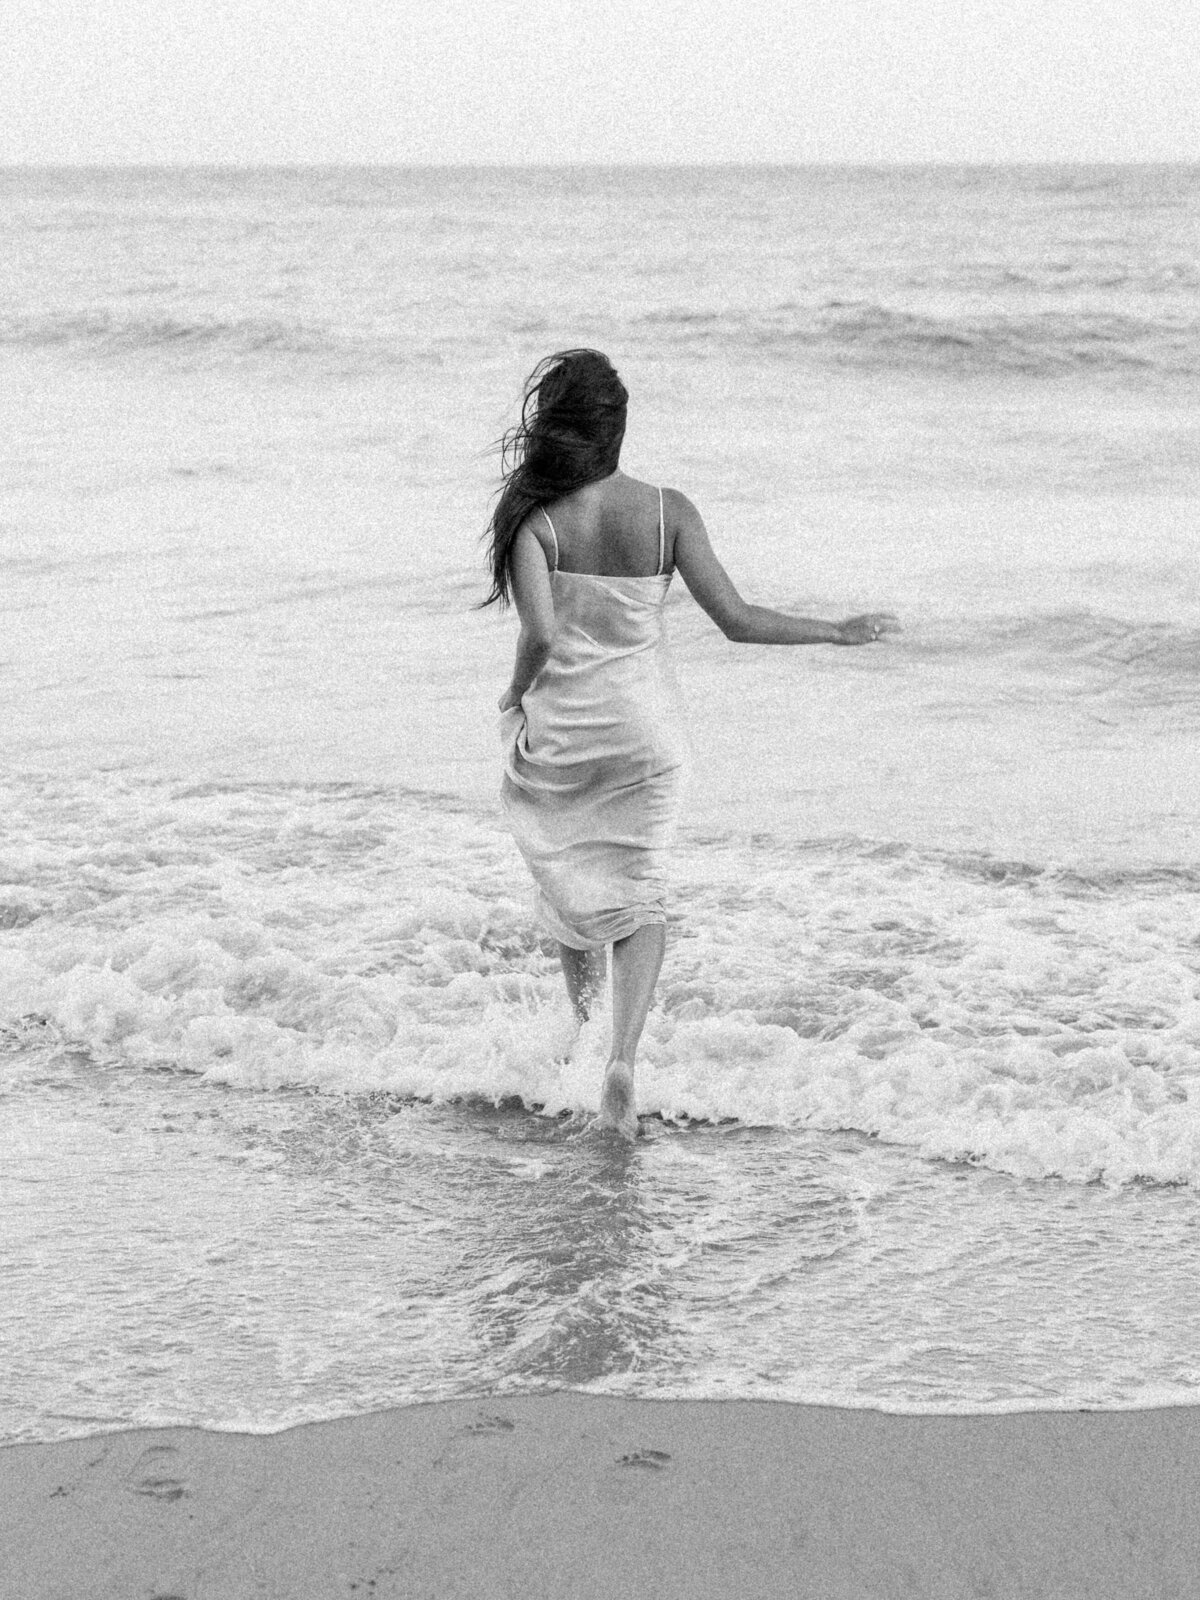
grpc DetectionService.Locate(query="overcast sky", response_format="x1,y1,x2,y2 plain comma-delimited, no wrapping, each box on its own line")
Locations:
5,0,1199,166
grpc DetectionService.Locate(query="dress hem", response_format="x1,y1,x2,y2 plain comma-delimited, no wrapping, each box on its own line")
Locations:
537,891,668,952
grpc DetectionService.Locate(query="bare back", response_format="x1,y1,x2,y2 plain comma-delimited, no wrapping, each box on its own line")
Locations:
531,472,670,578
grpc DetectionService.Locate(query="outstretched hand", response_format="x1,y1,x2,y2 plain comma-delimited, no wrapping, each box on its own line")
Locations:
835,613,902,646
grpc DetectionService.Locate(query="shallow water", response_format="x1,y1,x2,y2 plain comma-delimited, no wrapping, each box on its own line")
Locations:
8,1037,1200,1445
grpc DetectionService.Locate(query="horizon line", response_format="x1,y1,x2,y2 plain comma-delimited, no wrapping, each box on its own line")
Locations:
2,157,1198,172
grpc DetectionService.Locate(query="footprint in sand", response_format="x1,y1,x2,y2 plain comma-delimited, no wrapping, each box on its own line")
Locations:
465,1413,516,1435
617,1449,671,1470
433,1412,518,1473
124,1444,188,1502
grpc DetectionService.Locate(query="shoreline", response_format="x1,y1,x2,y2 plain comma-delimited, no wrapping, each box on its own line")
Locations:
4,1394,1198,1598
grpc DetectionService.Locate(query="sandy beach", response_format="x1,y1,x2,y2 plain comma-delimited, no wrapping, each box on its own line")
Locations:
3,1395,1198,1598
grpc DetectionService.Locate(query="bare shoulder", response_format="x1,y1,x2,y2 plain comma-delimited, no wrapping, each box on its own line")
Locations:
516,508,556,566
661,487,709,553
661,486,703,524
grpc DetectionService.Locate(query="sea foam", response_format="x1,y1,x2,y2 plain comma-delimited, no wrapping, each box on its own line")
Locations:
3,777,1197,1188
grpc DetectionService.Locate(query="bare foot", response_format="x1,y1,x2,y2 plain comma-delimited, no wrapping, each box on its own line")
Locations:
598,1059,638,1140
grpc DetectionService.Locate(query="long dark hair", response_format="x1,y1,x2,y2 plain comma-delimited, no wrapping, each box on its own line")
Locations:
480,348,628,608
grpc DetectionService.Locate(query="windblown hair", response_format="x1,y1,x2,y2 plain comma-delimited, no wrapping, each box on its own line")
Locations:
481,348,628,608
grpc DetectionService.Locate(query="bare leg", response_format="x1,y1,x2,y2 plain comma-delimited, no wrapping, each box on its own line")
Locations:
598,922,666,1139
559,943,607,1026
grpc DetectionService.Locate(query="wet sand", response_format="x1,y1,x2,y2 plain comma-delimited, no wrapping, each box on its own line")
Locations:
3,1395,1198,1598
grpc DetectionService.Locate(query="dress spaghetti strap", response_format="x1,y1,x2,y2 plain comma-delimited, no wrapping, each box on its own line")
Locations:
540,506,560,572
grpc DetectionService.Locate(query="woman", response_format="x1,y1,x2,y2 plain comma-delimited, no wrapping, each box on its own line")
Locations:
487,349,897,1138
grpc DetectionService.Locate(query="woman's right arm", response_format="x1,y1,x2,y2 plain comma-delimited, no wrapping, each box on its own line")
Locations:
498,522,557,711
671,491,899,646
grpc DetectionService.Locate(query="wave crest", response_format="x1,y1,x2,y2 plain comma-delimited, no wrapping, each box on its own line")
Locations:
637,301,1200,380
0,311,381,364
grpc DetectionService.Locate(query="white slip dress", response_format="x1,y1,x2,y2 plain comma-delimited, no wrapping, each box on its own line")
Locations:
500,490,686,951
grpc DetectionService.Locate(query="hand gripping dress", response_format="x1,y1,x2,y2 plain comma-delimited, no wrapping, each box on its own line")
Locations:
501,491,685,951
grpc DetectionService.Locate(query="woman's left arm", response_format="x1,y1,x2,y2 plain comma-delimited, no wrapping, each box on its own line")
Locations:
498,522,557,711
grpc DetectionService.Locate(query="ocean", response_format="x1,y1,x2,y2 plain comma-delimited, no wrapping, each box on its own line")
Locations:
2,164,1199,1443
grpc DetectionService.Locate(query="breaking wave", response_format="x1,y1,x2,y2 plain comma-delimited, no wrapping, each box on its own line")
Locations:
3,778,1199,1189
